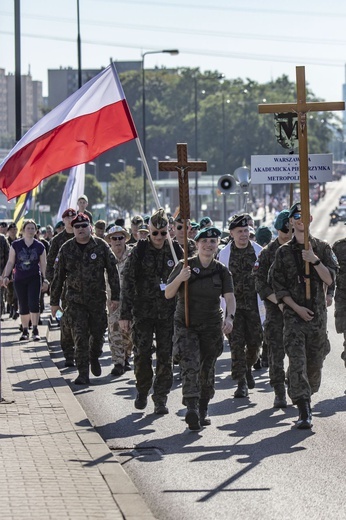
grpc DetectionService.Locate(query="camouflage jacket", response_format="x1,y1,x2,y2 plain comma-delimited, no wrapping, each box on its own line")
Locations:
50,236,120,306
46,229,74,282
119,238,183,321
0,234,9,272
253,238,280,301
271,235,338,314
173,237,197,257
333,238,346,293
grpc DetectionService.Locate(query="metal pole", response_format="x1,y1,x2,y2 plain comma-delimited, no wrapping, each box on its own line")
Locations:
14,0,21,142
194,76,199,220
76,0,82,88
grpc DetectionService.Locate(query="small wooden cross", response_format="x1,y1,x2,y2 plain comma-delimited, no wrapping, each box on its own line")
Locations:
159,143,207,326
258,66,344,301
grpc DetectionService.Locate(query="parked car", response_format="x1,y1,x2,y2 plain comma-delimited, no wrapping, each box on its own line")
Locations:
339,194,346,205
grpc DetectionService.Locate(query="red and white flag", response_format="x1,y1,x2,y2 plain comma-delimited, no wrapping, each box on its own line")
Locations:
0,63,137,200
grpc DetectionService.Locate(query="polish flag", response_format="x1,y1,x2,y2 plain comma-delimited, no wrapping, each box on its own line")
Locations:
0,63,138,200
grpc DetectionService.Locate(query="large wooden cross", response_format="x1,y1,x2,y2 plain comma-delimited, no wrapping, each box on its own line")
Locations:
258,66,344,301
159,143,207,326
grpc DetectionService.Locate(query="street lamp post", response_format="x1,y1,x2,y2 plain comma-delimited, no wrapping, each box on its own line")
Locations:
105,162,111,221
142,49,179,213
118,159,126,172
152,156,159,180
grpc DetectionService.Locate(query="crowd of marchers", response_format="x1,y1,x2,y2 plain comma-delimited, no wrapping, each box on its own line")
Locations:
0,195,345,432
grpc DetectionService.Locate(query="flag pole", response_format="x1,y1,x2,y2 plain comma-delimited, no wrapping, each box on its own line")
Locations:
136,137,178,265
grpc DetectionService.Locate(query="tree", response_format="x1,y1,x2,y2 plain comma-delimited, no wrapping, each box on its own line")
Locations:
109,166,143,215
38,172,104,214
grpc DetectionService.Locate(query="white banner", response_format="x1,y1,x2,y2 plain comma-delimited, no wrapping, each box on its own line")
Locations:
56,164,86,222
251,154,333,184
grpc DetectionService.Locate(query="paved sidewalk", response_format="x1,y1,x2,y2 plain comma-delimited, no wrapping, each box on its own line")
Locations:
0,313,155,520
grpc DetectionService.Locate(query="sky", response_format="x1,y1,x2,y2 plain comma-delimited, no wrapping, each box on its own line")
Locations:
1,0,346,104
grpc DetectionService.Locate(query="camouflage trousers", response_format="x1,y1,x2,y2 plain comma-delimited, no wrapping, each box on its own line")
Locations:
132,317,173,404
108,305,132,366
334,294,346,367
283,310,327,403
227,308,263,381
60,313,75,361
263,303,285,388
64,302,108,375
173,321,223,402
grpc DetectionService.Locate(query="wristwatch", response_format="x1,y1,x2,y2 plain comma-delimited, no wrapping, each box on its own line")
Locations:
312,259,321,266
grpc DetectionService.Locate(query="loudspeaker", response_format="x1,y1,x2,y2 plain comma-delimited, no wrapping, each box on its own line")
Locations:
217,175,237,193
234,166,250,189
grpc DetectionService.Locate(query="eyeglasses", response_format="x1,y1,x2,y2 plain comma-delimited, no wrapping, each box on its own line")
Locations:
74,223,89,229
151,230,168,236
111,236,125,241
292,213,302,220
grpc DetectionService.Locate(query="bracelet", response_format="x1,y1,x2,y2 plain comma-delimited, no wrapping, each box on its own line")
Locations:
228,314,235,321
43,279,49,283
312,259,321,266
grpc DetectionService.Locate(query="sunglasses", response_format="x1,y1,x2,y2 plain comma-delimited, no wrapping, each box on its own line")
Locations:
176,224,190,231
151,230,168,236
111,236,125,241
73,223,89,229
292,214,302,220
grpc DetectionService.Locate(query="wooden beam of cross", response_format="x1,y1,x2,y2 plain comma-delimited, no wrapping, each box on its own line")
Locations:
159,143,207,327
258,66,345,302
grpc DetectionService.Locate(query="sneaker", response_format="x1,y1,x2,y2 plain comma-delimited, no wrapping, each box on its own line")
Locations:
90,358,102,377
32,328,40,341
19,332,29,341
134,393,148,410
111,364,125,377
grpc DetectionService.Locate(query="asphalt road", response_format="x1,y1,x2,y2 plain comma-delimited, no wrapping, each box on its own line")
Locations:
52,176,346,520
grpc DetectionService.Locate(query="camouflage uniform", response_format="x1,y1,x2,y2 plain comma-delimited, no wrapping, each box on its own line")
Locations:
120,238,183,405
50,236,120,377
222,241,263,381
332,238,346,366
46,229,75,361
271,235,338,403
168,256,234,402
173,237,197,257
0,235,9,316
106,245,132,366
254,238,285,389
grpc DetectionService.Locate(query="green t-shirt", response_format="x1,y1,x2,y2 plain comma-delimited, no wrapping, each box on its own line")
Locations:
168,256,234,326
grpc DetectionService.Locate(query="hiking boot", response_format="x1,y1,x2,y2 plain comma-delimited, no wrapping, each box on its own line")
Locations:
64,358,75,368
253,357,262,370
134,393,148,410
74,374,90,385
234,378,249,398
199,398,211,426
246,368,255,389
273,385,287,408
154,403,169,415
90,358,101,377
124,358,132,371
296,399,312,429
111,364,125,376
185,398,201,430
261,352,269,368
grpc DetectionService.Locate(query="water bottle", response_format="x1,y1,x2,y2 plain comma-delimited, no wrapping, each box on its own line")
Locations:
56,310,63,323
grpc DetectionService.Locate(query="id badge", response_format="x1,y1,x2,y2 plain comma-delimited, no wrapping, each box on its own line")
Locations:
160,283,166,291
